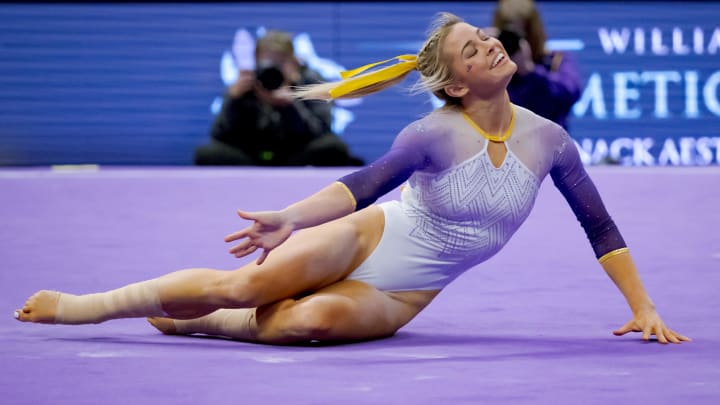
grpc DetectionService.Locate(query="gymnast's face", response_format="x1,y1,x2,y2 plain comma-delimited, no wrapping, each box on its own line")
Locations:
442,22,516,98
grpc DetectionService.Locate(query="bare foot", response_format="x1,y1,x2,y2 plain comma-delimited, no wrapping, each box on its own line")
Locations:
14,290,62,323
147,317,178,335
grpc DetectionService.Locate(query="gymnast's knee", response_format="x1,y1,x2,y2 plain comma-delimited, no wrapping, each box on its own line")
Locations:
207,271,269,308
256,299,348,342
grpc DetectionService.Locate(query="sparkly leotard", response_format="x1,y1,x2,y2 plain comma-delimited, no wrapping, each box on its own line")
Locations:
342,105,626,291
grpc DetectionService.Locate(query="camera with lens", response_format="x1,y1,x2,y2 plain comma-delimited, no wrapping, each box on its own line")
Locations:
497,29,523,57
255,61,285,91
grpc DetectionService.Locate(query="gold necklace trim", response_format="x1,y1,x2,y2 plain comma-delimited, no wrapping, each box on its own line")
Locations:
462,106,516,142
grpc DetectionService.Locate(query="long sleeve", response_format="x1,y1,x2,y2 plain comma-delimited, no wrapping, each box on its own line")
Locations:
549,129,627,260
338,121,436,210
338,146,428,210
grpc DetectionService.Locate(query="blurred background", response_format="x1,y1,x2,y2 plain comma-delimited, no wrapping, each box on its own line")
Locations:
1,0,718,167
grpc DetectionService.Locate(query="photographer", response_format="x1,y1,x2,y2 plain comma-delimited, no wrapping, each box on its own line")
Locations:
195,30,363,166
492,0,582,130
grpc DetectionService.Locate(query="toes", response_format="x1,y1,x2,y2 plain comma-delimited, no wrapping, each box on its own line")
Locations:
15,306,37,322
14,309,28,322
15,290,61,324
147,317,177,335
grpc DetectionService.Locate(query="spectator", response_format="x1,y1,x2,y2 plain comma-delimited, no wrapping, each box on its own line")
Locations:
195,30,363,166
492,0,582,130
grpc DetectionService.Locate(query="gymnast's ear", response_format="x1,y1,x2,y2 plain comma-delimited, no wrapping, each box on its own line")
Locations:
444,82,468,98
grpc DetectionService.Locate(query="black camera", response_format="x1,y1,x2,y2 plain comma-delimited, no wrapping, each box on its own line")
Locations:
497,29,522,57
255,62,285,91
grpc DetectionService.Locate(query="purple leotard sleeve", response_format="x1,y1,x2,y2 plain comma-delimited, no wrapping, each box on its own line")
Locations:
550,130,627,259
337,120,437,210
338,145,429,210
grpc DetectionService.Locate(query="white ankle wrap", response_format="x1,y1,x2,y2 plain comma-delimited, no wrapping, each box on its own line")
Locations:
174,308,256,339
55,279,166,324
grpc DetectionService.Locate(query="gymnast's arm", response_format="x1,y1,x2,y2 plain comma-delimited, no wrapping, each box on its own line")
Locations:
288,123,432,225
225,122,433,263
548,128,689,343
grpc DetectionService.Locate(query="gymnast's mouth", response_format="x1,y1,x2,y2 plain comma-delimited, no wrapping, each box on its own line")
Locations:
490,53,506,69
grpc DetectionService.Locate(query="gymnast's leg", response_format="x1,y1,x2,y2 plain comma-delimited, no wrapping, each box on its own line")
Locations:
147,308,257,339
148,280,440,344
14,206,384,325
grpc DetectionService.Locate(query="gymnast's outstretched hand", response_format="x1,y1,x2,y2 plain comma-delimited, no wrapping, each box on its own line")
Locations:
612,307,691,344
225,209,293,265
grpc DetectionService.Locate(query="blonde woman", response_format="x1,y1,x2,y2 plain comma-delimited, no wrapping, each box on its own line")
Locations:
15,12,688,345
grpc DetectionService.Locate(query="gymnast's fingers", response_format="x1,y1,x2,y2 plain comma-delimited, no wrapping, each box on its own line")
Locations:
654,326,669,344
670,329,691,343
642,325,652,342
225,228,251,243
612,320,635,336
665,328,681,344
256,249,270,265
234,245,258,259
229,239,254,254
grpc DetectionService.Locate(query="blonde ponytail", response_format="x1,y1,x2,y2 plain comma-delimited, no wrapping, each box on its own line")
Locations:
294,12,464,104
294,55,417,101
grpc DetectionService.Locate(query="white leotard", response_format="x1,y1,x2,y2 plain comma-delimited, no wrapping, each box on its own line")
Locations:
346,134,540,291
344,105,624,291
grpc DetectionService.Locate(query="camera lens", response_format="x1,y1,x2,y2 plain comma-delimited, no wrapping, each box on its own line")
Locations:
255,63,284,91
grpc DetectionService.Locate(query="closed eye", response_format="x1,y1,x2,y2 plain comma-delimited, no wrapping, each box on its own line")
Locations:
463,46,478,59
462,28,488,58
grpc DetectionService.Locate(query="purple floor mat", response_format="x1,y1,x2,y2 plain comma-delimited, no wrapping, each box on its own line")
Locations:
1,166,718,404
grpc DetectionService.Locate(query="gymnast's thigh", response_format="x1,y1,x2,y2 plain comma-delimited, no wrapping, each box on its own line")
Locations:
256,279,439,342
226,205,386,302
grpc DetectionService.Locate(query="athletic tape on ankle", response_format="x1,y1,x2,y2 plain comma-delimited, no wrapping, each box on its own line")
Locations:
55,280,166,324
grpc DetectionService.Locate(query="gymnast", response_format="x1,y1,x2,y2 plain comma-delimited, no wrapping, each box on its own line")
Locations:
15,12,689,345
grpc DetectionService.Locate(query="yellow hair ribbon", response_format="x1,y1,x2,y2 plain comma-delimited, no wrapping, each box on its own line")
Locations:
329,54,417,98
